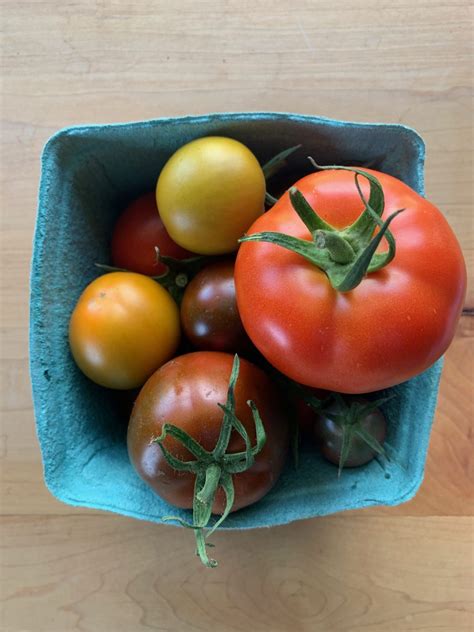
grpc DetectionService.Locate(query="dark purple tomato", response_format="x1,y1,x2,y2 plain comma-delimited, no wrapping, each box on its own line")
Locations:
180,259,252,354
315,398,387,468
127,351,289,513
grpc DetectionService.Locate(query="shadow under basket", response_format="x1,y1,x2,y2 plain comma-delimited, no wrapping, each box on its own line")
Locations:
30,112,442,529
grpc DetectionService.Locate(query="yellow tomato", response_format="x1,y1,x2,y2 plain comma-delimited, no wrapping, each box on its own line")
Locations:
69,272,180,389
156,136,265,255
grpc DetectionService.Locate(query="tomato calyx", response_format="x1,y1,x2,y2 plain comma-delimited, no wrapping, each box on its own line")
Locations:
152,247,208,303
323,393,390,477
275,376,327,467
241,164,405,292
151,355,266,568
96,248,208,304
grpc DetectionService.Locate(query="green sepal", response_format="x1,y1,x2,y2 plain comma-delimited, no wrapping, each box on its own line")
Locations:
324,396,391,475
263,145,302,207
240,165,405,292
152,248,208,304
95,248,209,305
338,425,355,478
155,355,267,568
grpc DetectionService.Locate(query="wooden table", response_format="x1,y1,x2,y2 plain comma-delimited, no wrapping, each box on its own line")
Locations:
1,2,472,630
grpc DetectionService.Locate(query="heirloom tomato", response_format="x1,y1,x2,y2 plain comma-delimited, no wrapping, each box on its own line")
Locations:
314,397,387,473
127,351,288,512
127,352,289,566
236,167,466,393
180,259,252,354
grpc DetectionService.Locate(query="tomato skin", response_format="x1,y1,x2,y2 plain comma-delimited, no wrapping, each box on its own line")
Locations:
69,272,180,390
111,192,192,276
180,259,252,355
127,352,289,513
235,168,467,393
314,399,386,467
156,137,266,255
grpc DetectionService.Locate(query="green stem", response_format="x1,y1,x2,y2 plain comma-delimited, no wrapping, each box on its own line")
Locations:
196,464,222,506
315,230,355,264
153,249,208,304
265,192,278,206
336,208,404,292
153,355,267,568
207,471,235,536
96,250,208,305
240,167,403,292
338,425,355,478
325,396,391,475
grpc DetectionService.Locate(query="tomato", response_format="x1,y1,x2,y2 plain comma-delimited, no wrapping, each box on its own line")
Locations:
236,167,466,393
180,259,252,355
110,192,192,276
69,272,180,389
127,352,288,511
156,136,266,255
314,397,387,470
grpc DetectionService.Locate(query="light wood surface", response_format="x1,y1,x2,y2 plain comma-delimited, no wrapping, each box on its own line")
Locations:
1,2,473,631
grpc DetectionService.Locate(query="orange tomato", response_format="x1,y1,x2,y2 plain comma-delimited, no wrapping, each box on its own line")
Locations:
69,272,180,389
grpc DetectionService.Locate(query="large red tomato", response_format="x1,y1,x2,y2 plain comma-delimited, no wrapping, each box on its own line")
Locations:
235,167,466,393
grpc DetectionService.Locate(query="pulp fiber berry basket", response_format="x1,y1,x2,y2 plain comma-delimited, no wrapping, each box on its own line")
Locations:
30,112,442,529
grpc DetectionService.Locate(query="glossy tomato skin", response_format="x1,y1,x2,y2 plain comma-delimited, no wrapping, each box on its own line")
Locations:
156,137,266,255
235,168,467,393
180,259,252,355
127,352,289,513
111,192,192,276
69,272,180,390
314,399,386,467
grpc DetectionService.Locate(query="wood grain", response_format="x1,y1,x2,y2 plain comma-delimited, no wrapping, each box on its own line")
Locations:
1,1,473,631
1,515,473,632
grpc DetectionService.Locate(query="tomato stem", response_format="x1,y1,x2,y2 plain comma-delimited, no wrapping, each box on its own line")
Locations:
95,250,209,305
153,248,209,304
196,464,222,505
265,192,278,206
151,355,267,568
314,230,355,264
240,166,405,292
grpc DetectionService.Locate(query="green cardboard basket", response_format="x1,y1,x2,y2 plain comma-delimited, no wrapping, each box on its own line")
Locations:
30,112,441,528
